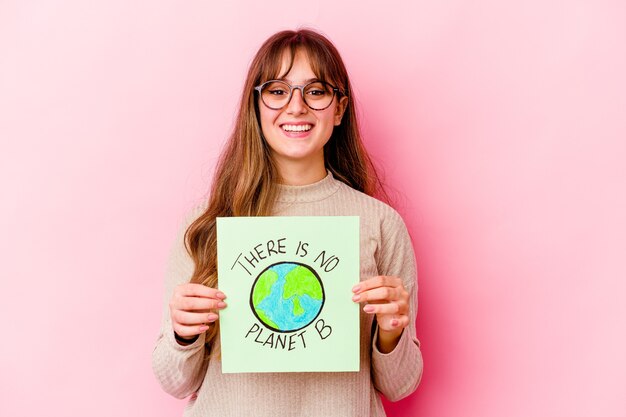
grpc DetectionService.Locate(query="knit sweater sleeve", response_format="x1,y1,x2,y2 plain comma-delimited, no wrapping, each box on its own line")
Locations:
370,208,424,401
151,205,210,399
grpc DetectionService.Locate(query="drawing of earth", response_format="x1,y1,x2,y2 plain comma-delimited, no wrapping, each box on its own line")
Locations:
250,262,325,333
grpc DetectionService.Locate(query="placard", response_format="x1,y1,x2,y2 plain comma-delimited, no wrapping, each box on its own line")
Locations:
217,216,359,373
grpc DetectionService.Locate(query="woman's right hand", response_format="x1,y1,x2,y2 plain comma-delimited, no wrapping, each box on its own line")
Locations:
169,283,227,343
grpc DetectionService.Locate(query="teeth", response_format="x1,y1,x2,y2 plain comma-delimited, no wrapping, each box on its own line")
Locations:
282,124,312,132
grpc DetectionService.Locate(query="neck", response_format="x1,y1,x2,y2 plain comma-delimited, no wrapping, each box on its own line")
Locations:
274,155,327,186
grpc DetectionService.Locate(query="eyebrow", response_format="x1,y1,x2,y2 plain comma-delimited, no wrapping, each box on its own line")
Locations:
280,77,320,84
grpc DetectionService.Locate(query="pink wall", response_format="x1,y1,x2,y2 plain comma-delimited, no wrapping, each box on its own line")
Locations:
1,1,624,416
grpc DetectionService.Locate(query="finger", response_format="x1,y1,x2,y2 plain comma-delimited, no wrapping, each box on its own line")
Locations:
172,323,212,339
352,276,402,293
171,297,227,312
390,315,410,329
176,283,226,299
172,310,219,326
352,286,400,303
362,301,408,315
377,315,410,332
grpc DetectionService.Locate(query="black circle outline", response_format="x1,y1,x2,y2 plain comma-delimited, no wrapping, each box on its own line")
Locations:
249,261,325,333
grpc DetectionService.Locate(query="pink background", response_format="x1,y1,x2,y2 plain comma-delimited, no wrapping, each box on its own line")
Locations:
1,1,625,416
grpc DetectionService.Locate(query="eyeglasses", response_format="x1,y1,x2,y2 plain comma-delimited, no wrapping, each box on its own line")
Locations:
254,80,341,111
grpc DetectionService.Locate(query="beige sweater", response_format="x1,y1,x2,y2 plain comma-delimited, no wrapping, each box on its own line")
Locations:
152,172,423,417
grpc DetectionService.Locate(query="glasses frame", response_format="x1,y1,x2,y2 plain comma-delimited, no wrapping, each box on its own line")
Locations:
254,79,342,111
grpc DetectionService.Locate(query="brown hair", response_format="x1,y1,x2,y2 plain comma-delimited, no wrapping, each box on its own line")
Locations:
184,28,386,350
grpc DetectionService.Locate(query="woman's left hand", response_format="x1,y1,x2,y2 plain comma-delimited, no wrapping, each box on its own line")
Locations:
352,275,409,351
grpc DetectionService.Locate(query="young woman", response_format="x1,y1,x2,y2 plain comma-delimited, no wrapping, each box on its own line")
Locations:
152,28,423,416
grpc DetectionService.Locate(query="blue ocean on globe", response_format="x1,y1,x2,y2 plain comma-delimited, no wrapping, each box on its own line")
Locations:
252,262,324,332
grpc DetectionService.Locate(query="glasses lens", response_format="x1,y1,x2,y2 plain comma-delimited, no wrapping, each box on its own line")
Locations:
261,81,291,109
303,81,334,110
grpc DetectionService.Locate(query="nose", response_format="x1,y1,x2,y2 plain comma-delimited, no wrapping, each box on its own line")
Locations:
286,87,307,114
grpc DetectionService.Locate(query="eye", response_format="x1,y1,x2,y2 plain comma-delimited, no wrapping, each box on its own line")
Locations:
307,89,325,96
305,82,330,97
264,81,290,96
268,88,288,96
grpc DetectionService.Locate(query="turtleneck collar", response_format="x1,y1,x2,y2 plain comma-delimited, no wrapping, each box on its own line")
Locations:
275,170,340,203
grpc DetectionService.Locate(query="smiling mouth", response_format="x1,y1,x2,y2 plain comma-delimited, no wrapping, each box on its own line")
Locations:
281,124,313,132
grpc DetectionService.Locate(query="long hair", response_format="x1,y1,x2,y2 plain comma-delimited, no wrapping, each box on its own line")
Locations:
184,28,386,350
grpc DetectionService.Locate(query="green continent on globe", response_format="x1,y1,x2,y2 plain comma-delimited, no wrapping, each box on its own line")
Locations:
255,309,278,329
292,297,305,316
283,266,323,301
252,269,278,307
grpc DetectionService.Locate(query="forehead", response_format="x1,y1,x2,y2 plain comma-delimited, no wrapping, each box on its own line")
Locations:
276,49,317,82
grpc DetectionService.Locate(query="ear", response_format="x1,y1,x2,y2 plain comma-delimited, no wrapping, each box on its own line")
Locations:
334,95,349,126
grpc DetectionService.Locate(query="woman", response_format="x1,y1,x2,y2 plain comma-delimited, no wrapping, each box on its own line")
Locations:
152,28,423,416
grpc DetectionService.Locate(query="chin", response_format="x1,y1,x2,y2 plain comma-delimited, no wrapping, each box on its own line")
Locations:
280,152,316,162
272,147,323,163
